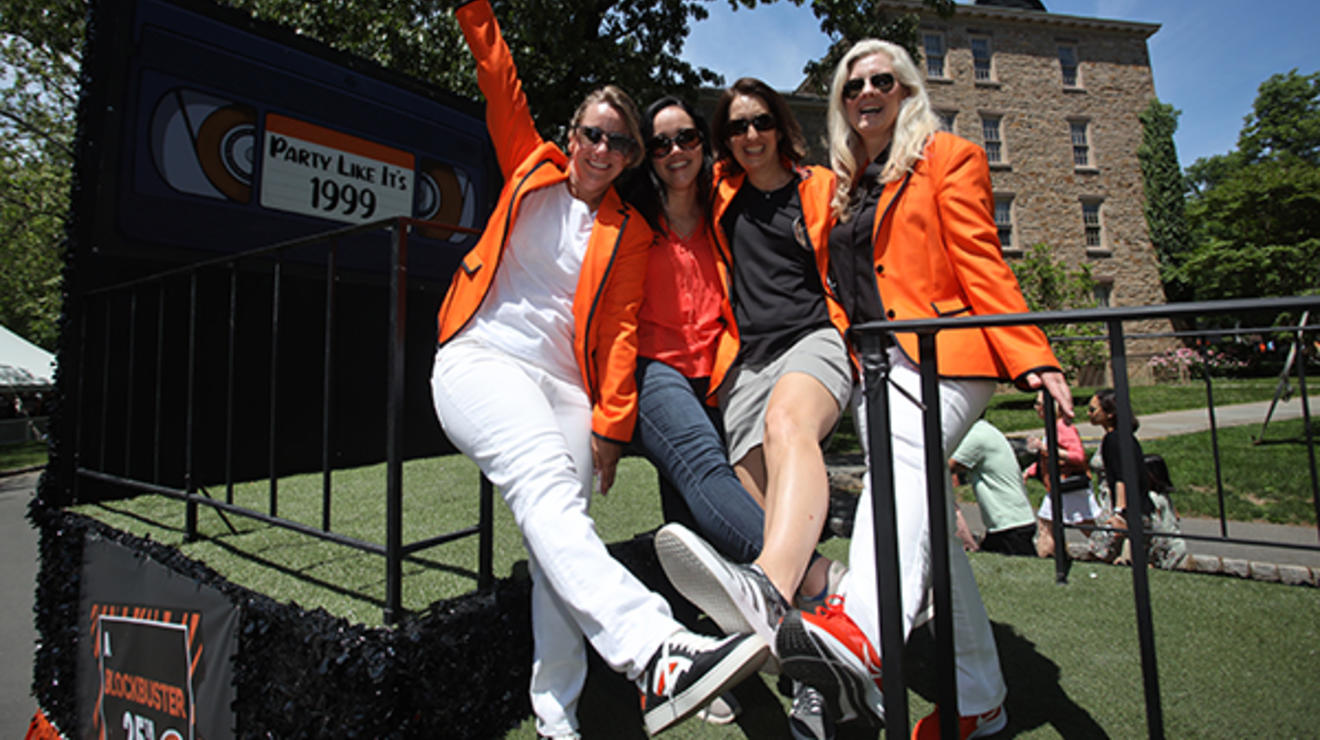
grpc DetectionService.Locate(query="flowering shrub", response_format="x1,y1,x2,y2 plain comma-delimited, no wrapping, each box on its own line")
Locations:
1147,346,1249,382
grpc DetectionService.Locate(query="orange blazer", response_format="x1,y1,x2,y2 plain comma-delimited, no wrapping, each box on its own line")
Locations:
863,131,1059,382
439,0,652,443
706,161,852,400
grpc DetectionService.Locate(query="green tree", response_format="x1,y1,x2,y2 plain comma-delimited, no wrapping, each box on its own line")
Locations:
798,0,955,93
1181,70,1320,319
0,0,83,349
1136,99,1191,303
1010,243,1105,381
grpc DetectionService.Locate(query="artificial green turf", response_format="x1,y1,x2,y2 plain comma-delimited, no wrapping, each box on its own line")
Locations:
75,453,1320,738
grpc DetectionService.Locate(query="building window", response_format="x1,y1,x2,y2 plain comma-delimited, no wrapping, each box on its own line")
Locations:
936,109,956,133
971,36,993,82
1093,280,1113,307
924,33,946,78
994,195,1014,249
1082,200,1104,248
1059,44,1079,87
1070,120,1091,167
981,115,1003,164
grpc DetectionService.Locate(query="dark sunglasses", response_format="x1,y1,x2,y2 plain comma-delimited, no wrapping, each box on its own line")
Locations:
648,128,703,158
842,72,897,99
575,125,637,156
726,113,777,137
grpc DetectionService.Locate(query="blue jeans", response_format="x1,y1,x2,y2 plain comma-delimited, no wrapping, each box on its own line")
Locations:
632,358,764,563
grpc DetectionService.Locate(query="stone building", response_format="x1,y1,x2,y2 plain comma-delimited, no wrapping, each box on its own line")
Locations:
702,0,1175,380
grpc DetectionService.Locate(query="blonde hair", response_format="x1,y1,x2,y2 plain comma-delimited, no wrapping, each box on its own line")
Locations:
827,39,939,221
571,85,645,169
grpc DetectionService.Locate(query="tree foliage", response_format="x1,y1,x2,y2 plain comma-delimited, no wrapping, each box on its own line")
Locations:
1136,99,1191,302
797,0,955,93
1010,243,1105,381
0,0,84,349
1181,70,1320,319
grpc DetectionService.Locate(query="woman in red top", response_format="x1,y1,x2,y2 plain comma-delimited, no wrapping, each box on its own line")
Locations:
430,3,767,736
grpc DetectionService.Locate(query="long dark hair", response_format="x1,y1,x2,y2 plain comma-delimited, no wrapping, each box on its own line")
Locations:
1095,388,1140,431
620,96,714,233
711,77,807,173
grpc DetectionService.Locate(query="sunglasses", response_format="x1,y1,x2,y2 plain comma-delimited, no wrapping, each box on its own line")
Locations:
726,113,777,137
648,127,702,158
842,72,897,100
575,125,637,156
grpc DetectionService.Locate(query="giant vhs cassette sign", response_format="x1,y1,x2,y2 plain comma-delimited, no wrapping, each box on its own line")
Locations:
84,0,497,281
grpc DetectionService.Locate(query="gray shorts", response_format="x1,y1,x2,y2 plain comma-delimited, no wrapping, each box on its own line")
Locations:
719,326,854,465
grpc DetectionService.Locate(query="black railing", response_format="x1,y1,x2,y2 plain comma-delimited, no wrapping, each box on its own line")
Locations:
860,295,1319,739
72,216,493,623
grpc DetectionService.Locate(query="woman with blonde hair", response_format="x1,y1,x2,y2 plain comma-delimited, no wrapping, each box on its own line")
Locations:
773,38,1073,739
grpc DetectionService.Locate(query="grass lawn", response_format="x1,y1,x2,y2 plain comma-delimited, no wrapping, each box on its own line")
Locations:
74,452,1320,738
0,440,47,473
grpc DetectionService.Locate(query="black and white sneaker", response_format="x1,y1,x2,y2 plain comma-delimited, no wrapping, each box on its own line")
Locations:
789,681,835,740
655,523,789,669
776,601,884,725
637,630,768,736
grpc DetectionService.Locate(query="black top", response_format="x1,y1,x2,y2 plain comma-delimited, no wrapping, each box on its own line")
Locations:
722,176,831,366
827,152,890,328
1101,429,1153,514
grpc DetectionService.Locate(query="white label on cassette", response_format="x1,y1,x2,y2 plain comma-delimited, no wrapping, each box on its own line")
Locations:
260,113,414,224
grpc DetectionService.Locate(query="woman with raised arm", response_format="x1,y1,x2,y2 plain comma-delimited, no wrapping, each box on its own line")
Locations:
430,3,766,736
771,39,1073,740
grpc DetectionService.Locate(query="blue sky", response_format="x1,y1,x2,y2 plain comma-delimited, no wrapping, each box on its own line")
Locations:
681,0,1320,168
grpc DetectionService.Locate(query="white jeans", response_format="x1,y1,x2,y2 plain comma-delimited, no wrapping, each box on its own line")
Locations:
844,346,1006,715
430,337,679,736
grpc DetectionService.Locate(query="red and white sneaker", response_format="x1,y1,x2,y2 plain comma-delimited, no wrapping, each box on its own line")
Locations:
912,704,1007,740
775,596,884,724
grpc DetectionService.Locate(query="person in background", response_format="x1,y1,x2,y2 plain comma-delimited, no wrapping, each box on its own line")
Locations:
1024,391,1101,558
772,38,1072,740
430,4,767,736
1085,389,1189,569
949,418,1039,556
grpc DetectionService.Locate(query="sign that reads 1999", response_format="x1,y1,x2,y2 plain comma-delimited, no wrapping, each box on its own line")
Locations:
260,113,415,225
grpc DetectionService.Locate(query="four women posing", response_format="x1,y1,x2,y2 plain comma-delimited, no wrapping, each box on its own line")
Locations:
434,3,1073,736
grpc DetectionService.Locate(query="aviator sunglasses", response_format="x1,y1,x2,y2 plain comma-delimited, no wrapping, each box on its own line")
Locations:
726,113,777,137
575,125,638,156
842,72,897,99
648,127,703,158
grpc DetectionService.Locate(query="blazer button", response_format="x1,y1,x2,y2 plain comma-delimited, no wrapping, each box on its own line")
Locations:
886,309,896,319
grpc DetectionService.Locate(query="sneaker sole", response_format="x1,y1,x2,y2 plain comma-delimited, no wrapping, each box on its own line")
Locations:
969,706,1008,738
654,525,781,672
776,610,884,725
642,635,769,736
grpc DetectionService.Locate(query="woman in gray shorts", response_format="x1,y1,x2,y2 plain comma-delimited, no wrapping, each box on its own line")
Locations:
654,78,853,664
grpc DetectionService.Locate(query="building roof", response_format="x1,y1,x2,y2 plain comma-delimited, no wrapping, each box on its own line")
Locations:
0,324,55,391
883,0,1160,37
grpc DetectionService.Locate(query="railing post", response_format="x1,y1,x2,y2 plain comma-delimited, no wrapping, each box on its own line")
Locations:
1107,318,1164,739
1201,346,1228,537
269,260,282,516
479,474,495,590
1295,325,1319,540
226,263,238,504
323,243,337,532
1042,398,1069,583
384,220,408,624
185,273,199,542
125,291,137,475
858,330,908,732
917,332,958,740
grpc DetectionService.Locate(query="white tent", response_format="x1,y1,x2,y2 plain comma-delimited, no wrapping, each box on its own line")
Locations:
0,324,55,391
